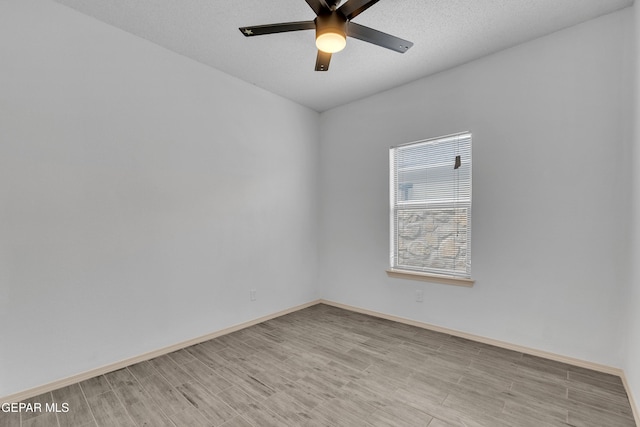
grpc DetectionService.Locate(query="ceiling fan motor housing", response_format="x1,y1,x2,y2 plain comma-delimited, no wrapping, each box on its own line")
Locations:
315,12,348,52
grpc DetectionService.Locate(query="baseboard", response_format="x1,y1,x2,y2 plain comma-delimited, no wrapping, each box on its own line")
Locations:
1,299,321,404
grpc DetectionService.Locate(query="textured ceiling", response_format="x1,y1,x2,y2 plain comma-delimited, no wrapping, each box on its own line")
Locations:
53,0,633,112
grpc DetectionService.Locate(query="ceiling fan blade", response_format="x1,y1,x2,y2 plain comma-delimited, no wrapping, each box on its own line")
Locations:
315,50,332,71
347,22,413,53
305,0,332,16
338,0,380,20
239,21,315,37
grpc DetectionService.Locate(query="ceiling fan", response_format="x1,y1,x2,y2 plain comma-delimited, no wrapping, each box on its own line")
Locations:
239,0,413,71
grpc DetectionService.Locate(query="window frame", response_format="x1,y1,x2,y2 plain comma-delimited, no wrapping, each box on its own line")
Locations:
388,132,473,285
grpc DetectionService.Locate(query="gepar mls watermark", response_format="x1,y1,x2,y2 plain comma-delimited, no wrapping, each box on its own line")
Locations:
1,402,69,413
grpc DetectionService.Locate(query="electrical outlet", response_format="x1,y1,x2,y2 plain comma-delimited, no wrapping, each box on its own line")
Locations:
416,290,424,302
250,289,257,301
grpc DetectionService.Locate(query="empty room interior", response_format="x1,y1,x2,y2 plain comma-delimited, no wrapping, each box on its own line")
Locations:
2,0,640,426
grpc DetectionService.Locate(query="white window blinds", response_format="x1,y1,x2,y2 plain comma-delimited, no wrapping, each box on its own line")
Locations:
390,132,472,278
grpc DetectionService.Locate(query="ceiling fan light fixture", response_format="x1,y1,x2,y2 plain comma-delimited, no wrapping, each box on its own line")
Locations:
316,31,346,53
315,13,347,53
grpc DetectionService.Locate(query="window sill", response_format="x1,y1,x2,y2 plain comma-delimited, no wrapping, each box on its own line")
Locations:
386,269,475,287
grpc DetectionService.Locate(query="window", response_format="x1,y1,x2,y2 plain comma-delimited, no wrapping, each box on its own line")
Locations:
390,132,472,279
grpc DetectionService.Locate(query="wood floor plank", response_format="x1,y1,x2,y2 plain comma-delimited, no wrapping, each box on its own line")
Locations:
568,387,635,419
384,343,433,368
216,386,263,419
308,398,372,427
296,372,343,402
220,416,255,427
183,359,233,394
217,347,253,367
567,370,629,397
405,373,455,403
458,368,513,395
148,355,195,387
310,344,370,371
367,401,433,427
245,354,302,384
112,382,174,427
126,361,158,381
415,358,466,384
78,376,112,399
306,402,370,427
86,391,136,427
467,358,520,380
406,394,509,427
337,378,394,410
243,337,292,362
362,358,414,382
278,381,328,411
501,399,570,427
104,369,138,390
442,384,506,417
137,373,192,416
197,338,230,354
238,401,290,427
0,411,21,427
167,348,197,366
568,401,637,427
176,381,237,426
167,405,211,427
19,392,54,421
21,412,60,427
510,375,568,403
495,411,573,427
214,335,259,356
186,346,244,385
262,391,314,425
567,365,627,386
393,386,447,411
51,383,95,427
516,354,571,380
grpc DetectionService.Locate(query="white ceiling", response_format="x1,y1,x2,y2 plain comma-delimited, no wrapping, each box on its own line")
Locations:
53,0,633,112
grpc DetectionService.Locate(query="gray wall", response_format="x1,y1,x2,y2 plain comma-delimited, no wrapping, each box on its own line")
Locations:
318,9,632,368
0,0,319,397
625,0,640,413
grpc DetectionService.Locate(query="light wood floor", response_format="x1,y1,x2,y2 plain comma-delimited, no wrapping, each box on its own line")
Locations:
2,304,636,427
